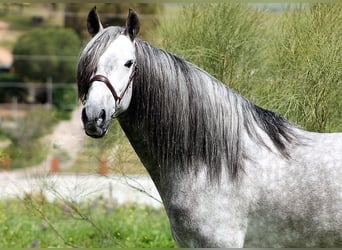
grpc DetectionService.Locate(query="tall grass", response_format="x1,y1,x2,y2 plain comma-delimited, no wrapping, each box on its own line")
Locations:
157,3,341,132
263,4,342,132
158,3,264,94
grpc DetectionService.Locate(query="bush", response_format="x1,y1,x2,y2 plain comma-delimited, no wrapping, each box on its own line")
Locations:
0,73,27,102
12,28,81,83
52,85,77,119
158,3,341,132
158,3,264,94
3,106,57,169
261,4,342,132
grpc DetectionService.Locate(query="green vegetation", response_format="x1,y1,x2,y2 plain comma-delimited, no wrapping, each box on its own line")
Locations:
264,4,342,132
159,3,263,94
2,106,57,169
157,3,341,132
52,85,78,119
0,197,176,248
12,28,81,83
0,73,25,103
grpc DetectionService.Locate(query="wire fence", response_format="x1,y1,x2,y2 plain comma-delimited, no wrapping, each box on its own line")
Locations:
0,80,78,116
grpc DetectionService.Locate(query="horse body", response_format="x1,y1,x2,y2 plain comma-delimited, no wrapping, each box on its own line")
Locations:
245,130,342,247
120,107,342,247
78,8,342,247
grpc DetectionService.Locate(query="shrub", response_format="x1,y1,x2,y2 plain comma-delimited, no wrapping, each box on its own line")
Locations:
158,3,264,94
0,73,27,102
3,106,57,169
12,28,81,83
262,4,342,132
52,85,77,119
158,3,341,132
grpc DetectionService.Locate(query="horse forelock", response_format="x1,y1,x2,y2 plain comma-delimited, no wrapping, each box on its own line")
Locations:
77,27,124,102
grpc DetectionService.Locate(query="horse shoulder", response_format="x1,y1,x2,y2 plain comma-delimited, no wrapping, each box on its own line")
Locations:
163,168,252,247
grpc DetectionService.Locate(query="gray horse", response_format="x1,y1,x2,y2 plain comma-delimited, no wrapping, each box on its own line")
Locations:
77,7,342,247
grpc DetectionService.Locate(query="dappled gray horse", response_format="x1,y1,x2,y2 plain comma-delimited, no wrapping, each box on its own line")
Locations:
77,7,342,247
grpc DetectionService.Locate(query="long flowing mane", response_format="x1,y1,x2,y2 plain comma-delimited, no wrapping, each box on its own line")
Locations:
78,27,300,182
127,39,300,181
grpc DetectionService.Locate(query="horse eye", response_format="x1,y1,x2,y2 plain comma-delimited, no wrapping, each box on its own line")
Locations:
124,60,133,68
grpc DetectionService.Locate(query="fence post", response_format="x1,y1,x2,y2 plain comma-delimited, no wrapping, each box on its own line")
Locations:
99,158,108,176
50,156,59,174
0,155,11,171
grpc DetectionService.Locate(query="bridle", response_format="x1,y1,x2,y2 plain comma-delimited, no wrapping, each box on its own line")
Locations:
88,62,138,103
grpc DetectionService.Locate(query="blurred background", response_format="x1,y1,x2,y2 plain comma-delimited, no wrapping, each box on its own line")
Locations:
0,3,341,247
0,3,166,172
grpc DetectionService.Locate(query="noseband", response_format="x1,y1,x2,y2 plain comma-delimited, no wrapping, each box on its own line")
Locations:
88,62,138,103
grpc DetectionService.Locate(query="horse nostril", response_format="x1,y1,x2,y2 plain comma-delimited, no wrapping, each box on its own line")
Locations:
82,108,88,124
96,109,106,127
100,109,106,120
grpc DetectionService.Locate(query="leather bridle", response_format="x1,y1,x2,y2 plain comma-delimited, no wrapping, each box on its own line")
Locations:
88,62,138,103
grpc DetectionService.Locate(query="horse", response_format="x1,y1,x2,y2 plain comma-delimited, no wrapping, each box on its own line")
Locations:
77,7,342,247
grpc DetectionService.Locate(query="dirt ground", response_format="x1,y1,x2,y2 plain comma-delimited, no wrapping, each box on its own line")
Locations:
23,105,87,175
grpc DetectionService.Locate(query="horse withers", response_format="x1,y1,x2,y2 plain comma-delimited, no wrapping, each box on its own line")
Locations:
77,7,342,247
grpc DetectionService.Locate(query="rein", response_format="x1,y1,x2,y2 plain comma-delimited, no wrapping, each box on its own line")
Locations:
88,62,138,103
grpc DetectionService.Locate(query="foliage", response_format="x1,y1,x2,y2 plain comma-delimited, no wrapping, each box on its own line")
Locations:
157,3,341,132
3,106,57,169
261,4,342,132
0,197,176,248
12,28,81,83
159,3,264,95
0,73,27,102
52,85,77,120
4,106,56,145
4,141,48,169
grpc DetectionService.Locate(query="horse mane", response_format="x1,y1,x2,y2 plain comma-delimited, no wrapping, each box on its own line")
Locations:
128,39,299,182
78,27,299,182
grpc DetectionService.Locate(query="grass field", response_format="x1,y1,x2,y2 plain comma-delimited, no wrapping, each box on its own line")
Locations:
0,197,176,248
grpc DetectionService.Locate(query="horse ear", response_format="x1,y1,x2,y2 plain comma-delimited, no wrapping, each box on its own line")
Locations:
125,8,140,41
87,6,103,37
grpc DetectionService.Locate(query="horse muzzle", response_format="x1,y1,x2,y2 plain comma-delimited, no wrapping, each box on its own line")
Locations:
82,108,108,138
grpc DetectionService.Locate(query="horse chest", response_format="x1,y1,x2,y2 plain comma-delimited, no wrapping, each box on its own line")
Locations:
161,171,250,247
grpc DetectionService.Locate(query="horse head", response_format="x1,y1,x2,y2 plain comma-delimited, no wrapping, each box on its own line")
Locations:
78,7,139,138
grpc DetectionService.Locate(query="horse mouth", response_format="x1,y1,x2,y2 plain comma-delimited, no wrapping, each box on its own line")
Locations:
84,122,107,138
82,108,109,138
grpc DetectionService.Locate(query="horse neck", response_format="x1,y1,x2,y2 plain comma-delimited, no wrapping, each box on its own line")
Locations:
118,40,248,185
118,114,163,190
119,39,298,187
